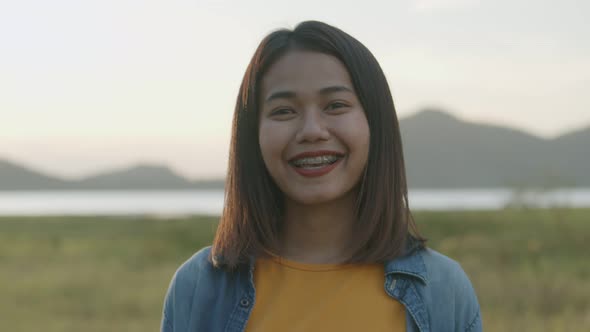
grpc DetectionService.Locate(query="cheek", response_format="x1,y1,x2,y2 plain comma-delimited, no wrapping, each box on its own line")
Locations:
258,132,272,169
343,113,371,158
258,122,288,168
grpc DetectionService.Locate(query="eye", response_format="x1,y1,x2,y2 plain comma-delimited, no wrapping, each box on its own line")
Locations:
326,101,349,111
270,108,295,116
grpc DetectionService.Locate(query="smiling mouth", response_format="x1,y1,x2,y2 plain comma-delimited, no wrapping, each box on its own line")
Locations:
288,154,344,178
289,154,343,169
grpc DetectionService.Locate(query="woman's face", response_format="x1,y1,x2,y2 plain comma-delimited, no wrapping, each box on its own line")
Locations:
258,50,370,206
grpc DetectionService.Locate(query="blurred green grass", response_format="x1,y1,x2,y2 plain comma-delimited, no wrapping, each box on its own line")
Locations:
1,209,589,331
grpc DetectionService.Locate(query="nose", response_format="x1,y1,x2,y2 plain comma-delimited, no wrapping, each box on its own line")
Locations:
295,109,330,143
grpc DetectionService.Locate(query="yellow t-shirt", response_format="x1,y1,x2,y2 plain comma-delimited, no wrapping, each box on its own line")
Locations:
245,251,406,332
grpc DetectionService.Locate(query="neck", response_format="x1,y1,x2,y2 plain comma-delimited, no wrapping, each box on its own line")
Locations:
278,191,357,264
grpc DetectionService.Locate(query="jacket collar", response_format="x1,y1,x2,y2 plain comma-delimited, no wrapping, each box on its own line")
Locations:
383,247,428,284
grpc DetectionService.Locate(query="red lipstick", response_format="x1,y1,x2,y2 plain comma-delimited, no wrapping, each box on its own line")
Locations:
288,150,344,178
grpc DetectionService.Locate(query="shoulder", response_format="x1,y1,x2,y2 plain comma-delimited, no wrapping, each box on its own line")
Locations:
173,246,214,284
164,246,213,297
419,247,472,286
166,245,236,298
161,246,216,330
418,248,482,331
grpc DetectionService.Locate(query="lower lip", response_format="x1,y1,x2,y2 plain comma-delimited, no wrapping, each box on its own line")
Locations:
290,158,343,178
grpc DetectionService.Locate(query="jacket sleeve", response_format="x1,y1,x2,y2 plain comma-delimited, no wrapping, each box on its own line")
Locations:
419,248,483,331
161,269,178,332
160,247,212,332
466,310,482,332
454,261,482,332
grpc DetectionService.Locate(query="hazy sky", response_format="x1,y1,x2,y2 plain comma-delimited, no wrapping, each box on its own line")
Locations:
1,0,588,179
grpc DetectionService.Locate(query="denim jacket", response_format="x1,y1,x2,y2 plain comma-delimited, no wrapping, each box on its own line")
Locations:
161,246,482,332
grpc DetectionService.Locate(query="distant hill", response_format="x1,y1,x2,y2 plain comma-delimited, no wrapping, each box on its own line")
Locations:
0,109,588,190
0,161,224,190
0,159,70,190
71,164,196,190
400,109,589,188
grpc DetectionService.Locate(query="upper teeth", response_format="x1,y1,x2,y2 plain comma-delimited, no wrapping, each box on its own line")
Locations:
292,155,340,166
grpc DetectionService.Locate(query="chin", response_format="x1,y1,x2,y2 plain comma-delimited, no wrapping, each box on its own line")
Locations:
287,189,350,206
295,196,334,206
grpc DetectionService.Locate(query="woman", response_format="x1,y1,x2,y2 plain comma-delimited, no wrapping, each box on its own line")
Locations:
162,21,482,332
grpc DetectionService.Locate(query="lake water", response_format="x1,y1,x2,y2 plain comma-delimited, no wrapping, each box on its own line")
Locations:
1,188,589,216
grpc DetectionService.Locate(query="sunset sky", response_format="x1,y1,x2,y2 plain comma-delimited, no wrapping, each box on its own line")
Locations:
1,0,588,179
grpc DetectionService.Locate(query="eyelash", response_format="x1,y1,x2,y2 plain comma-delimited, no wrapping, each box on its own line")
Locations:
271,108,294,116
326,102,348,110
270,102,349,116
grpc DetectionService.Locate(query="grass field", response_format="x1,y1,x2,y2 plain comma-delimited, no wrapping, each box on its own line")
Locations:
1,208,589,331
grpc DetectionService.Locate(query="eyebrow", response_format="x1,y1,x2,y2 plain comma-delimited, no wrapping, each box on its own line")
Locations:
264,85,353,103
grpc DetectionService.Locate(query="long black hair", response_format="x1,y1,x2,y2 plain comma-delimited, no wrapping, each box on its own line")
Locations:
212,20,425,270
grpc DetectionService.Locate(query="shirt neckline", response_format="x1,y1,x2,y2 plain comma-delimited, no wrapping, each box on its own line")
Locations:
261,248,363,272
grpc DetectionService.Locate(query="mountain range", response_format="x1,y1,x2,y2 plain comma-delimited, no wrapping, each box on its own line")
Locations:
1,109,588,190
400,109,589,188
0,161,224,190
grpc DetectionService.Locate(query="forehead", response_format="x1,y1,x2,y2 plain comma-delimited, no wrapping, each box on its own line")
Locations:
260,51,354,98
